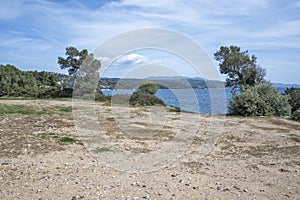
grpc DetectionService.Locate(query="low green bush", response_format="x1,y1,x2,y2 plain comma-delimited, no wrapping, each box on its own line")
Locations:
291,109,300,122
284,87,300,113
229,83,291,117
129,92,165,106
137,81,159,95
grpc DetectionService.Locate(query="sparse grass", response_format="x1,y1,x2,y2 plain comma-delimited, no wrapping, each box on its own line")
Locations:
93,147,112,153
243,145,300,157
55,106,72,112
0,103,36,115
0,103,74,116
57,136,76,144
290,136,300,143
166,106,181,112
0,97,72,101
33,132,80,145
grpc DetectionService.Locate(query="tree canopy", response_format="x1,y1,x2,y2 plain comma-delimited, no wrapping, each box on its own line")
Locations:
214,45,266,92
0,64,38,97
58,47,90,76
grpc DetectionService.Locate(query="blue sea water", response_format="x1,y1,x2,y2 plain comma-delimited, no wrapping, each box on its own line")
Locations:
102,86,291,115
102,88,232,115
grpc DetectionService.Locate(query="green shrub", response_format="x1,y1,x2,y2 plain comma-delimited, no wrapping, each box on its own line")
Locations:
291,109,300,122
284,87,300,113
137,81,159,95
129,92,165,106
229,83,291,116
0,104,36,115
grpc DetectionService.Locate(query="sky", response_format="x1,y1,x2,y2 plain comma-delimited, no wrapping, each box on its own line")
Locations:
0,0,299,83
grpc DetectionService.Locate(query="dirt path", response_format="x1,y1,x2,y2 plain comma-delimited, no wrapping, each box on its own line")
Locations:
0,100,299,199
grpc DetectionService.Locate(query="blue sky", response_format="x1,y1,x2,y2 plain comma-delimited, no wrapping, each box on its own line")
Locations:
0,0,299,83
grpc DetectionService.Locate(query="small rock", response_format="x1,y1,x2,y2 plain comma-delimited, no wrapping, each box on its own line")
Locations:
217,186,229,191
279,168,289,172
143,194,150,199
11,166,18,171
243,189,248,193
233,186,241,190
171,173,177,177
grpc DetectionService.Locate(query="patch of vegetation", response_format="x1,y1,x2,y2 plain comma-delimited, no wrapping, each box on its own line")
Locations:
137,81,159,94
93,147,112,153
34,132,58,140
57,136,77,144
291,108,300,122
284,87,300,113
0,103,36,115
129,92,165,106
229,83,291,117
56,106,73,112
34,132,79,145
166,106,182,112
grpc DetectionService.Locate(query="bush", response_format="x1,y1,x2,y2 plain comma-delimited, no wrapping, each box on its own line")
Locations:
291,109,300,122
129,92,165,106
37,87,73,98
229,83,291,116
137,81,158,95
284,87,300,113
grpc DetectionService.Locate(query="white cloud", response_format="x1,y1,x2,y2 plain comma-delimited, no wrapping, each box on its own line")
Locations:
0,0,299,83
115,53,149,65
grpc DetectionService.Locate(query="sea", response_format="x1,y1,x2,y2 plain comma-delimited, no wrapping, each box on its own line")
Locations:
102,86,289,115
102,88,232,115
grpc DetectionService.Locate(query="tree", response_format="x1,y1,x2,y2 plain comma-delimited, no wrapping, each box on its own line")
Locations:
0,64,38,97
58,47,89,76
229,83,291,117
284,87,300,113
214,45,266,92
129,81,164,106
137,81,159,94
58,47,103,99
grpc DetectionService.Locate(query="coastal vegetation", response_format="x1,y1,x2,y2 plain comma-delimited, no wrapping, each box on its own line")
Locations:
0,46,299,121
214,45,295,118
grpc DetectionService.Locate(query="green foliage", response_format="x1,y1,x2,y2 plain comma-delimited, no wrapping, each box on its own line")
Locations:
0,64,74,98
128,81,164,106
55,106,72,112
129,92,165,106
291,109,300,122
71,50,101,100
0,103,36,115
37,87,73,98
27,71,59,87
214,45,266,92
284,87,300,113
93,147,112,153
137,81,159,94
57,136,77,144
0,64,38,97
34,132,79,144
58,46,89,76
229,83,291,117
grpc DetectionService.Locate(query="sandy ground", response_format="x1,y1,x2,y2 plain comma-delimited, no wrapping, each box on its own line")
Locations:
0,100,299,199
